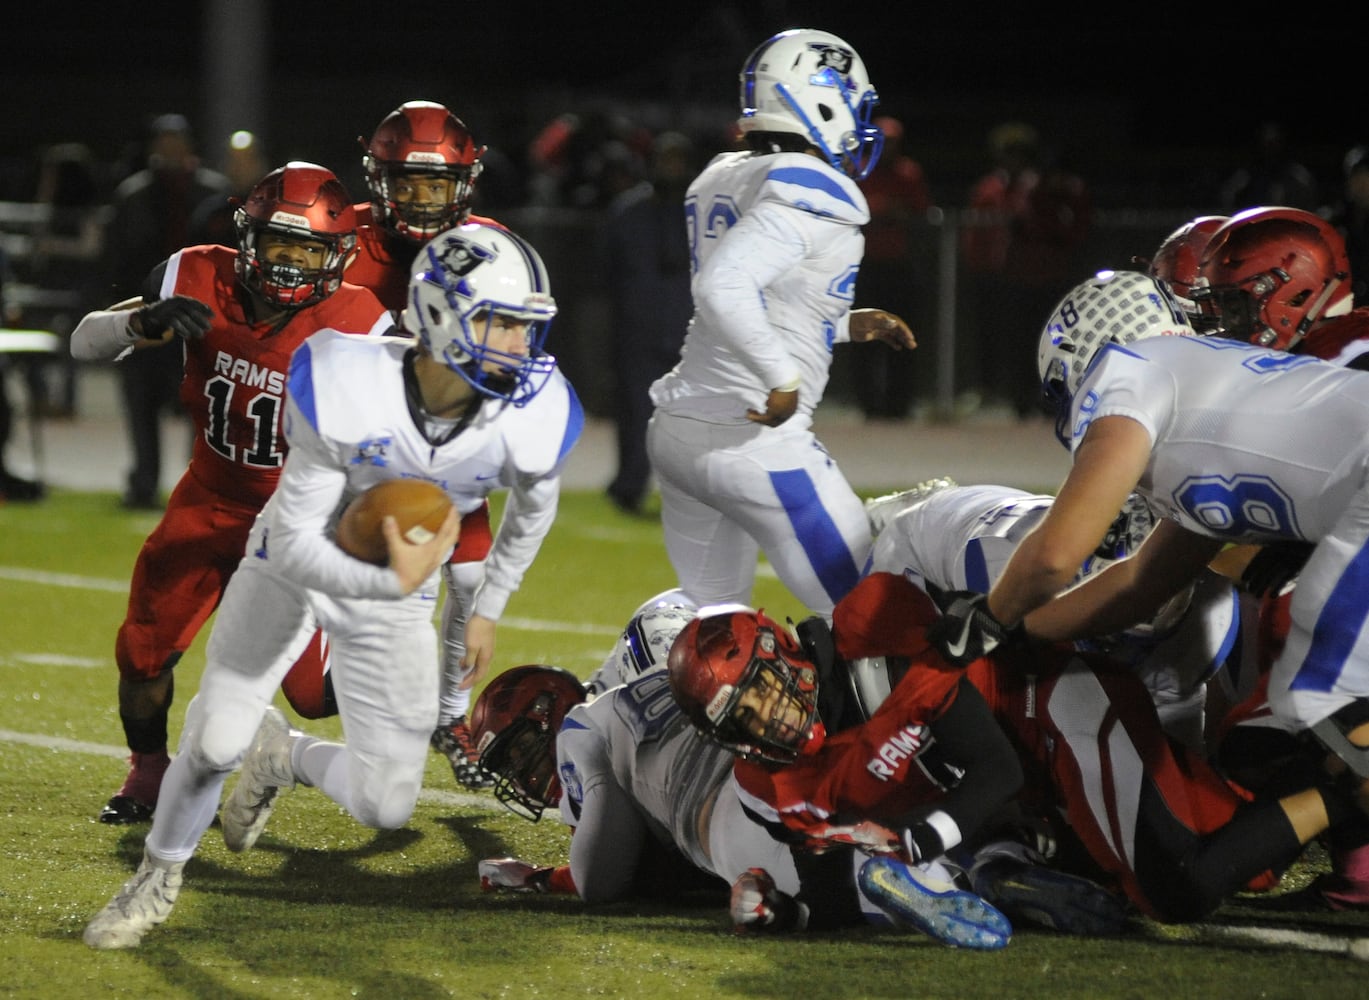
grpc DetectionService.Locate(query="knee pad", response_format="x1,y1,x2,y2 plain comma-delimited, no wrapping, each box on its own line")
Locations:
184,696,264,773
349,771,420,830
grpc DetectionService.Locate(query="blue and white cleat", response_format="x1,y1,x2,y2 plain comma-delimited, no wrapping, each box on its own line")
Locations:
858,856,1012,950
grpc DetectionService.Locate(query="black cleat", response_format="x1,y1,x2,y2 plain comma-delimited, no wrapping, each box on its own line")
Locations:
99,794,155,825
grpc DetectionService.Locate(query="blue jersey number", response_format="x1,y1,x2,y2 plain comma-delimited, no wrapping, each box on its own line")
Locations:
620,671,680,743
1173,473,1299,537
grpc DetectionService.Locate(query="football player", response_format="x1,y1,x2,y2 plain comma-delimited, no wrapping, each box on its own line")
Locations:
83,222,582,950
69,162,390,825
1142,214,1227,324
688,571,1353,925
932,270,1369,863
866,480,1238,753
339,100,511,791
646,28,914,618
474,619,1010,945
1187,208,1369,909
583,589,696,697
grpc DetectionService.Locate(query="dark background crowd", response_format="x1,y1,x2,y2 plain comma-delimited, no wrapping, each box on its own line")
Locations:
2,2,1365,495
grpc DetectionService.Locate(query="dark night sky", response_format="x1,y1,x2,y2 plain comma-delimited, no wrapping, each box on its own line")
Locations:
6,3,1363,206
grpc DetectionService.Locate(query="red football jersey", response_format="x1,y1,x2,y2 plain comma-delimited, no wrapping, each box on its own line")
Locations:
164,244,389,506
734,574,965,850
1299,307,1369,366
347,204,504,313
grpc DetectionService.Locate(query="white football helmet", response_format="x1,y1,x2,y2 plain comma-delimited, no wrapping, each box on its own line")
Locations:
1038,270,1194,409
405,222,558,406
587,591,698,696
738,28,884,180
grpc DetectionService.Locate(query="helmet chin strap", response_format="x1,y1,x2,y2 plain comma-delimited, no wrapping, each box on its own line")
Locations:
1297,274,1345,338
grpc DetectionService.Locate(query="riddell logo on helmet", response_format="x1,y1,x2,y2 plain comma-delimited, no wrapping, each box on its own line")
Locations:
866,723,930,780
705,684,735,724
268,210,311,229
405,151,446,165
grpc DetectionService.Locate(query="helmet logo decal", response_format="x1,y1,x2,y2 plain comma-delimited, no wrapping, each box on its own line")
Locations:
808,42,853,76
436,237,496,278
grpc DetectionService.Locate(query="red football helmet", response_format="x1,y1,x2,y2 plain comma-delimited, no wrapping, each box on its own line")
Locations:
1147,215,1227,321
234,161,357,308
469,665,586,821
361,101,485,243
1194,206,1353,350
666,609,819,765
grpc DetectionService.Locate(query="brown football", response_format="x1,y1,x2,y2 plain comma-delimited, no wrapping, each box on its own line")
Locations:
335,479,453,566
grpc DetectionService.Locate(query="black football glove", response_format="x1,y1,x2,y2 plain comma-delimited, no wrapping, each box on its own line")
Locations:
134,295,214,341
1240,541,1313,598
928,591,1023,668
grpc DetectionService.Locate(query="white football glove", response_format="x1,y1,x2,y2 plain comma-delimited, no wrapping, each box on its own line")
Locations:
729,868,810,933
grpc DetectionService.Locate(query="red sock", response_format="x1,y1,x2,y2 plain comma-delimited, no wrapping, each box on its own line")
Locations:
116,749,171,805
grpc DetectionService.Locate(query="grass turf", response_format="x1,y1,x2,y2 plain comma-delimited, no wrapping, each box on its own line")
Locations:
3,489,1369,998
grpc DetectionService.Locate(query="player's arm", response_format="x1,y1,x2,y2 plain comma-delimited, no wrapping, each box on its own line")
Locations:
558,723,653,903
1023,519,1225,644
463,471,562,679
987,415,1152,628
70,261,212,361
848,309,916,350
694,200,807,421
888,679,1023,863
268,395,449,599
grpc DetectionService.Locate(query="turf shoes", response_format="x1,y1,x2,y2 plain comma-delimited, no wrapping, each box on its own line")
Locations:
221,707,297,852
858,856,1011,949
969,856,1130,935
431,716,495,790
83,851,186,949
98,750,170,824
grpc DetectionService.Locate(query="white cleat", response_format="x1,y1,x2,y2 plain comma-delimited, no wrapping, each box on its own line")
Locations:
221,707,296,853
864,477,958,536
83,852,186,950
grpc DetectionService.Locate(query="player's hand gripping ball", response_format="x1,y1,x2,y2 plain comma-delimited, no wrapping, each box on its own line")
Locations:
335,479,453,566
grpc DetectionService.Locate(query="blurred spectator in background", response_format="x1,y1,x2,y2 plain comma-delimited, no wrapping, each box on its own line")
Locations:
1326,144,1369,307
189,129,269,247
0,244,45,501
600,130,698,514
851,115,932,420
18,142,108,419
102,113,230,509
526,109,652,210
1219,121,1319,213
960,122,1091,418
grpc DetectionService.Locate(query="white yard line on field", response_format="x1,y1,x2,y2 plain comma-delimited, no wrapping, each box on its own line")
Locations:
0,565,620,637
0,727,498,811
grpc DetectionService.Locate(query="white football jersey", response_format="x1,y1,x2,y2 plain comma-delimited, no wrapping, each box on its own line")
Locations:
870,485,1055,593
649,149,868,425
255,330,582,609
1070,335,1369,544
557,669,734,872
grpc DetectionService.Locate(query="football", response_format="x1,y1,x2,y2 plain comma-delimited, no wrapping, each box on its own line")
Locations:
335,479,453,566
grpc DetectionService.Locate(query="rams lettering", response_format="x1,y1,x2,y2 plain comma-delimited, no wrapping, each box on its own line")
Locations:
866,723,930,781
214,351,287,396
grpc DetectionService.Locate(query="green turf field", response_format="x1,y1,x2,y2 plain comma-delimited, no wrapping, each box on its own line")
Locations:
3,489,1369,999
